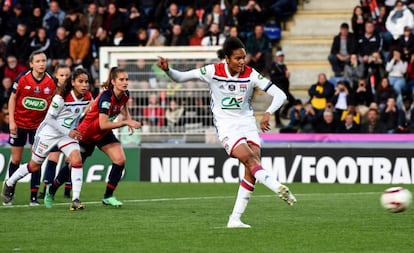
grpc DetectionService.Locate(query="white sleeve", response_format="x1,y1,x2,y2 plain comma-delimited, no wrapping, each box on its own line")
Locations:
165,64,214,83
265,85,287,114
44,95,70,136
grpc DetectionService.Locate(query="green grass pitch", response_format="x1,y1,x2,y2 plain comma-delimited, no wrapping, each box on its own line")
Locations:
0,182,413,252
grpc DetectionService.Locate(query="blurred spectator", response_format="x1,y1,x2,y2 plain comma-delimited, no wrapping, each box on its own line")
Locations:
189,25,206,46
384,1,414,48
140,0,158,22
385,49,407,106
91,28,111,58
351,5,367,37
344,54,365,88
42,0,66,39
224,5,241,32
406,51,414,92
142,93,165,127
228,26,239,39
103,2,126,39
29,6,44,35
49,27,70,69
204,3,225,31
354,78,374,117
146,27,166,46
279,99,305,133
380,96,404,132
396,26,414,61
357,21,383,65
161,2,184,36
165,98,185,128
245,24,272,73
125,4,149,42
0,103,9,134
328,23,357,77
85,2,103,39
4,3,28,40
30,27,51,57
337,112,360,133
268,50,295,126
313,109,338,133
300,102,317,133
0,77,12,107
128,28,149,47
69,28,90,68
3,55,26,82
111,30,127,46
340,105,361,125
62,9,88,39
201,23,226,46
366,51,386,92
374,5,388,36
267,0,297,26
332,80,353,120
7,23,31,66
180,6,198,39
360,108,387,133
308,73,335,117
238,0,264,40
400,94,414,132
165,24,188,46
375,77,397,110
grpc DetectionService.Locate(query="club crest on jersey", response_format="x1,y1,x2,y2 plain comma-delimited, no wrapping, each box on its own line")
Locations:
221,96,242,110
34,87,41,93
240,84,247,92
228,84,236,91
44,87,51,94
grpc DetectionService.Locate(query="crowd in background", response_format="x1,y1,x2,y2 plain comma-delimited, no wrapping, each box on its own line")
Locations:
281,0,414,134
0,0,298,135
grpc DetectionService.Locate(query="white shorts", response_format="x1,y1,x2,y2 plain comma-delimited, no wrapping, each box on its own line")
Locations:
31,133,79,164
215,116,261,156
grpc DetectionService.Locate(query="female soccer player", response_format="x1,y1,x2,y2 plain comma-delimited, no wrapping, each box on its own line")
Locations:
157,37,296,228
2,68,93,210
4,52,56,206
45,67,141,207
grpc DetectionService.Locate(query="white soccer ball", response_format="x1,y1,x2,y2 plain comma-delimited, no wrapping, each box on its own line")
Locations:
380,187,412,213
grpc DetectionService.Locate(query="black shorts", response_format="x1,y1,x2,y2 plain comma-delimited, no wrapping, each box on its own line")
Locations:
9,128,36,146
80,132,120,161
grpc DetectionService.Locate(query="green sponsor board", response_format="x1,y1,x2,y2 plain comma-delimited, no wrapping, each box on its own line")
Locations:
0,147,140,182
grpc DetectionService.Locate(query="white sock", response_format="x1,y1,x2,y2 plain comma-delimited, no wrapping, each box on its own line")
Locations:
71,165,83,201
252,166,281,194
6,163,29,186
230,179,254,220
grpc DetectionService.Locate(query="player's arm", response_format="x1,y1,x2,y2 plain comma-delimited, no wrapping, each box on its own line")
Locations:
8,92,17,136
157,56,202,82
99,113,140,130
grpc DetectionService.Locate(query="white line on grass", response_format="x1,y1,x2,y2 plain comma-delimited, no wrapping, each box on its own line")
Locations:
0,191,381,209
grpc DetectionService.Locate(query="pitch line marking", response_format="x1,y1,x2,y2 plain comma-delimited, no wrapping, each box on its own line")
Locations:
0,192,380,209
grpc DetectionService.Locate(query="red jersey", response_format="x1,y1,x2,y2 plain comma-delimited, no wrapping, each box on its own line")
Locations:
13,69,57,129
77,89,129,144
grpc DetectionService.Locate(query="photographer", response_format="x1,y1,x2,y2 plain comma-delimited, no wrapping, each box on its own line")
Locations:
353,78,373,119
331,80,353,121
385,49,407,107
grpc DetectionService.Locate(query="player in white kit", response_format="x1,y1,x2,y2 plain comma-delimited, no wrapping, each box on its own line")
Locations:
158,37,296,228
2,68,93,210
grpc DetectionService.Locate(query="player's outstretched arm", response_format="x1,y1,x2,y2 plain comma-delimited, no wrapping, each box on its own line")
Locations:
157,56,201,82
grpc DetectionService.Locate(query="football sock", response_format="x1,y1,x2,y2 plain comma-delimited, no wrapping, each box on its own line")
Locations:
251,165,282,194
6,163,29,186
8,162,19,195
50,163,70,195
230,179,254,219
70,164,83,201
104,163,124,198
64,182,72,194
43,160,57,185
31,169,41,200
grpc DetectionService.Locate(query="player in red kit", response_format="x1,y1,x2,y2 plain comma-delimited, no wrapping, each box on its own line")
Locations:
3,52,57,206
45,67,141,207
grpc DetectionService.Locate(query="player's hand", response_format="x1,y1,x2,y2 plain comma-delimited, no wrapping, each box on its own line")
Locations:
124,119,141,130
69,129,82,141
260,112,272,132
157,57,169,71
9,121,17,137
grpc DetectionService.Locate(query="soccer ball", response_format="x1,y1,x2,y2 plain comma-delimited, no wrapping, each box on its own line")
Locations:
380,187,412,213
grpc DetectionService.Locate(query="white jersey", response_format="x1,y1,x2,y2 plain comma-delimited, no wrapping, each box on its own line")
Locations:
37,90,93,138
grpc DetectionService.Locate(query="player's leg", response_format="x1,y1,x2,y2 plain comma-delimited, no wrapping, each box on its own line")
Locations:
61,141,84,210
28,129,40,205
100,136,125,207
39,149,60,199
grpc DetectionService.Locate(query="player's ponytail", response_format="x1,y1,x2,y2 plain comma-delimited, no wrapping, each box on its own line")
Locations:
101,66,126,90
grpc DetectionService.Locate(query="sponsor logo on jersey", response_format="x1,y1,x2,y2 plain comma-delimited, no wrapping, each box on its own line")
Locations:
200,67,206,75
52,101,58,108
221,96,242,110
63,117,75,128
22,97,47,111
102,101,110,109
